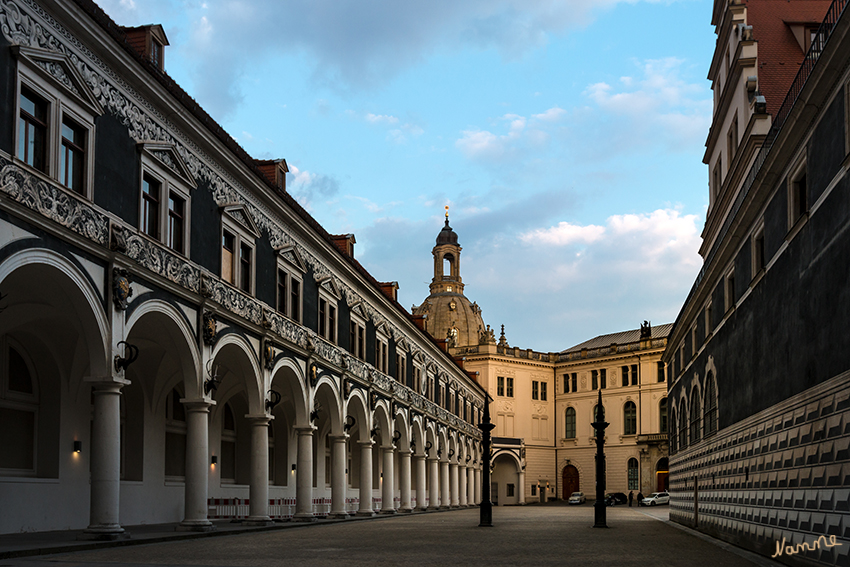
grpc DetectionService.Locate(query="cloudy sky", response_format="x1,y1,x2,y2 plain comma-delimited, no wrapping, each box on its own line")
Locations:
102,0,714,352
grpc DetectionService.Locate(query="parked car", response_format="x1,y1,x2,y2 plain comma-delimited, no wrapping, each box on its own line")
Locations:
605,492,628,506
568,492,586,504
641,492,670,506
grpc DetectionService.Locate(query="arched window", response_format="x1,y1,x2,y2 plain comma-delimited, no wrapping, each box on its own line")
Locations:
164,386,186,478
443,254,453,277
221,403,237,482
679,403,689,450
627,457,639,490
660,398,668,434
704,372,718,436
624,401,637,435
0,341,38,475
690,387,701,444
564,407,576,439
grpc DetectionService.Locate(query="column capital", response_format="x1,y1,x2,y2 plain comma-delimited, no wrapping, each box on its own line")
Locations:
357,440,374,448
381,445,396,452
294,426,316,436
180,398,215,413
244,414,272,426
414,452,427,459
85,377,130,391
328,434,349,443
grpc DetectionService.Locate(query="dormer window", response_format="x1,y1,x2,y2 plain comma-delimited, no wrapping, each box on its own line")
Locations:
121,24,169,72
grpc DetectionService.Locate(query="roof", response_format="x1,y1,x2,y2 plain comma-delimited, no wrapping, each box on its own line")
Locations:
560,323,674,354
436,218,459,246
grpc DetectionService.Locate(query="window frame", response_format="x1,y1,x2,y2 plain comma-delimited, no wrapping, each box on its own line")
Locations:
532,381,538,400
0,337,39,477
506,377,514,398
13,47,102,200
724,268,736,312
277,252,305,324
138,146,194,256
752,222,766,278
623,401,637,436
348,310,366,360
317,288,338,345
564,407,576,439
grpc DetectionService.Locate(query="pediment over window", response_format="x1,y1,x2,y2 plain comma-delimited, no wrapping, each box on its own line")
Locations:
317,276,341,300
349,301,367,320
396,337,409,352
139,142,196,188
12,46,103,116
276,244,306,273
221,204,260,239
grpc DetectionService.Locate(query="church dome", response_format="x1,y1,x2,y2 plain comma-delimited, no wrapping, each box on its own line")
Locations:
436,219,458,245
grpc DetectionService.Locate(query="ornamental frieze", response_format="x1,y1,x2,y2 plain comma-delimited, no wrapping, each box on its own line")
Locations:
124,233,199,292
0,156,109,245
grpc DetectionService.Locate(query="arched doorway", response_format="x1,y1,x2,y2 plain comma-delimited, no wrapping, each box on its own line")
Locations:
562,465,579,499
656,458,669,491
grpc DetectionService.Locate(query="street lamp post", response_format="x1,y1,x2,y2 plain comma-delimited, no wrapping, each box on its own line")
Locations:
478,394,494,527
592,389,609,528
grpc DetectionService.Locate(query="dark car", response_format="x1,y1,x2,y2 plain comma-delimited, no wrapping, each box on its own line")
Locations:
604,492,628,506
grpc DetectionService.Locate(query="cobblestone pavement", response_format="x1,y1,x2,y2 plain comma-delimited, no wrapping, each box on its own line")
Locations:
3,506,780,567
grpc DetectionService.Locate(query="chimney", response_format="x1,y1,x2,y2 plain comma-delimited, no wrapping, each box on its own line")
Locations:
378,281,399,302
330,234,356,258
255,159,288,191
121,24,169,71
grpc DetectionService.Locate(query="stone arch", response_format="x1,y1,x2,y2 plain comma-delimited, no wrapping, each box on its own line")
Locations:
559,460,583,498
491,449,521,506
211,333,264,415
393,410,410,452
312,378,342,436
410,416,425,455
345,389,371,443
373,401,393,447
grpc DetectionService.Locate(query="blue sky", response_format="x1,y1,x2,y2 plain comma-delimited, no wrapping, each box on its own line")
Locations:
102,0,715,352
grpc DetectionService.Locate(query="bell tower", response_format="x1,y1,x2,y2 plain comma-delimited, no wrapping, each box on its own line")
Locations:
430,206,464,295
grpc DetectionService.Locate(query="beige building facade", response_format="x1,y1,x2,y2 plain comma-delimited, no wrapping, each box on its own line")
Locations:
415,216,670,504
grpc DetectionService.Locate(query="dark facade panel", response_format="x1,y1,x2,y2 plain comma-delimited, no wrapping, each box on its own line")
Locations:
254,231,275,308
763,179,787,266
734,238,750,295
189,181,220,273
0,35,14,155
808,87,845,205
93,111,139,225
302,267,318,333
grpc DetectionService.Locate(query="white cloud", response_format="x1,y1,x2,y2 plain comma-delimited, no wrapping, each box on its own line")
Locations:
365,113,399,124
455,106,565,163
286,164,341,211
520,221,605,245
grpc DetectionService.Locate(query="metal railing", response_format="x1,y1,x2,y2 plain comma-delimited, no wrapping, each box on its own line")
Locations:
679,0,849,326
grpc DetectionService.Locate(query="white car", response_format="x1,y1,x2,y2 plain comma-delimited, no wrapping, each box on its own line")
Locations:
641,492,670,506
568,492,586,504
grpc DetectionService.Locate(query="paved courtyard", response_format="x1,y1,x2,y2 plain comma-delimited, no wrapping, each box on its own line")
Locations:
1,506,780,567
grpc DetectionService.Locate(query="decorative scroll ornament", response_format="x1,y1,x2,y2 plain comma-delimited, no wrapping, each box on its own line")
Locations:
343,378,352,398
263,341,275,371
266,390,281,412
112,267,132,310
202,311,217,345
309,362,318,387
370,391,378,411
110,223,127,253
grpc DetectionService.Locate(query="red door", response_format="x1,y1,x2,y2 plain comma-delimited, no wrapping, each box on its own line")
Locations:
562,465,579,499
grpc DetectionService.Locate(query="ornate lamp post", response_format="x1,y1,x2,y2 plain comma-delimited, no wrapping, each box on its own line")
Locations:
592,389,609,528
478,393,494,527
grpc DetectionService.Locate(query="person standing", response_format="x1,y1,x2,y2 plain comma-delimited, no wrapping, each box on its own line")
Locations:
628,491,634,507
637,492,644,507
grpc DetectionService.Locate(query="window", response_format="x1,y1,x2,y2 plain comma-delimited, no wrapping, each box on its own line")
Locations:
220,206,258,294
591,370,598,390
712,157,723,200
167,193,185,252
627,458,639,490
138,144,194,255
563,374,569,394
621,366,629,387
142,174,161,239
0,340,38,475
660,398,668,434
657,362,665,383
725,269,735,312
727,115,738,162
414,366,422,394
752,225,766,275
318,293,338,344
14,49,102,199
506,484,515,497
624,401,637,435
18,86,48,173
600,369,607,389
531,484,537,496
705,302,713,337
678,405,689,450
571,373,577,392
349,315,365,359
497,376,505,397
506,377,514,398
691,326,697,357
164,387,186,479
630,364,638,386
704,373,718,437
690,388,702,444
670,407,677,453
375,330,389,374
276,249,305,324
540,382,547,401
789,161,808,227
59,117,86,193
564,407,576,439
532,381,538,400
395,352,406,383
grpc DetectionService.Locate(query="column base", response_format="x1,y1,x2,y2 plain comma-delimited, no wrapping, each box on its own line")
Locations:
244,516,274,526
427,506,440,511
399,507,414,513
78,526,129,541
293,513,317,523
176,520,216,532
356,510,375,517
380,508,398,515
330,512,350,519
440,505,451,510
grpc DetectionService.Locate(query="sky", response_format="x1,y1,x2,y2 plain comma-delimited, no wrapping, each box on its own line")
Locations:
100,0,716,352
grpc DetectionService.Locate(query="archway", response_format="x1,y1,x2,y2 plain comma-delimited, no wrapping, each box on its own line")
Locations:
562,464,580,499
656,458,669,492
491,452,520,506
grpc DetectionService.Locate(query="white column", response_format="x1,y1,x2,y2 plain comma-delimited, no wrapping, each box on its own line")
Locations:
82,380,128,539
415,455,428,511
450,462,459,507
178,401,214,531
357,440,375,516
518,470,526,504
399,450,412,512
475,464,482,504
330,434,349,518
245,416,272,525
428,457,440,510
294,427,316,521
440,460,450,509
459,463,468,507
467,466,475,505
380,446,396,514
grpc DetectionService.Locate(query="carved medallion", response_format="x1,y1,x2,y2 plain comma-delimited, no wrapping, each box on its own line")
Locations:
110,223,127,254
263,342,275,371
202,311,217,345
112,267,132,310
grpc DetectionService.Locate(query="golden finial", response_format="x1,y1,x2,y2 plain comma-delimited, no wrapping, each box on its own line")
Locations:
445,205,449,219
